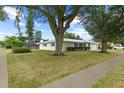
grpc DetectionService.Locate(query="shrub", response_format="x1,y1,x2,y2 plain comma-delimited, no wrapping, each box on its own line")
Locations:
107,45,113,49
13,47,31,53
5,36,23,49
6,45,12,49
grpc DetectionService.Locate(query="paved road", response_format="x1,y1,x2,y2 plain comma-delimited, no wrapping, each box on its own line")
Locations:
0,53,8,88
43,55,124,88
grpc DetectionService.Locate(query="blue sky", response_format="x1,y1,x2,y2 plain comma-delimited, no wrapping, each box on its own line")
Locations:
0,6,92,41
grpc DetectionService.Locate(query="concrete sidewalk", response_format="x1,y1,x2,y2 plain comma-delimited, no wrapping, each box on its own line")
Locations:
0,53,8,88
43,55,124,88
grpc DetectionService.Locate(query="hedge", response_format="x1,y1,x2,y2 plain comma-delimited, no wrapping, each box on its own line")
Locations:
13,47,31,53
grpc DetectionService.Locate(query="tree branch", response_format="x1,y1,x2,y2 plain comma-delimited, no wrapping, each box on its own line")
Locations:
64,6,80,31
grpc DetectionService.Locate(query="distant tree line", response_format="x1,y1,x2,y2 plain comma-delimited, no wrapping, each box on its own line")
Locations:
1,31,42,49
64,32,82,40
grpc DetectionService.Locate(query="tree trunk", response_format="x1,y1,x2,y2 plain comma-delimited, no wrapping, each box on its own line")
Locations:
17,22,21,38
100,41,108,53
54,32,64,56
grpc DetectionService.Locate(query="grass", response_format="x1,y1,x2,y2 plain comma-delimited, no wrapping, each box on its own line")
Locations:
93,61,124,88
108,49,124,54
0,48,12,53
0,48,5,52
7,49,124,88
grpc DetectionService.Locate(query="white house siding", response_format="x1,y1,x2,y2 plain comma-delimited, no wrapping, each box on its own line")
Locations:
39,43,55,51
40,42,82,51
39,39,99,51
90,43,98,50
39,42,98,51
62,42,75,51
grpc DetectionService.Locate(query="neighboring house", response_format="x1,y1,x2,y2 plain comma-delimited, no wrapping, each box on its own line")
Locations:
38,38,99,51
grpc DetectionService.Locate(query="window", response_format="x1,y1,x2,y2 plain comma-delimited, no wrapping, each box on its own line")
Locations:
79,44,83,47
51,43,55,46
74,43,78,47
43,43,47,46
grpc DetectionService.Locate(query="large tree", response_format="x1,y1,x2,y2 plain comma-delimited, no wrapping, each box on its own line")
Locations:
25,8,34,47
79,5,124,53
27,5,80,55
0,6,8,21
26,8,34,42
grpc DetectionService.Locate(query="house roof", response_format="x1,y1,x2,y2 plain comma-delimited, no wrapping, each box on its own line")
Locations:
64,38,86,43
39,38,99,44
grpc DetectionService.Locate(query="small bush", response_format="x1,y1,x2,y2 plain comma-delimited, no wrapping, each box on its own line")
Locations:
13,47,31,53
6,45,12,49
107,45,113,49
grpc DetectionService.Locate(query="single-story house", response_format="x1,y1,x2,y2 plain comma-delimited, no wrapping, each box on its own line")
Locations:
38,38,99,51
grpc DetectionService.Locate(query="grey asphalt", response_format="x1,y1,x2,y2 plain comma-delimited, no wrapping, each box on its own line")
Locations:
43,55,124,88
0,53,8,88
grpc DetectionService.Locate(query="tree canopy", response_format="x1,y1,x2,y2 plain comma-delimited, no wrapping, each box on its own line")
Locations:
79,5,124,53
0,6,8,21
64,32,81,40
5,36,23,48
26,8,34,41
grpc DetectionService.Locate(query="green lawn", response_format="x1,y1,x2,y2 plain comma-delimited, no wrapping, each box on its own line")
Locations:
0,48,5,52
108,49,124,54
0,48,12,53
7,49,124,88
0,48,2,52
93,61,124,88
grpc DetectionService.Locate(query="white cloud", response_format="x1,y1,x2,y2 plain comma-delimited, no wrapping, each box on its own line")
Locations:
0,32,13,36
19,22,25,26
68,28,92,40
71,16,80,26
3,6,17,20
0,32,14,40
40,29,44,32
35,22,41,27
4,6,24,21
